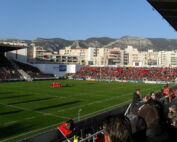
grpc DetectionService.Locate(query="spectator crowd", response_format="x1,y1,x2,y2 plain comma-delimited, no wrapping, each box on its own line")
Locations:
101,85,177,142
0,56,54,81
74,66,177,81
0,56,22,81
64,84,177,142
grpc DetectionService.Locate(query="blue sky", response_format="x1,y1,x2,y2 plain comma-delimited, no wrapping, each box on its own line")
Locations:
0,0,176,40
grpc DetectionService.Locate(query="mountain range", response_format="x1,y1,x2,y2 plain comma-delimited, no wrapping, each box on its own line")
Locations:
1,36,177,51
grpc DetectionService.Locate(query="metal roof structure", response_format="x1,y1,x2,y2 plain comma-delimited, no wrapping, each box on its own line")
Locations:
0,44,26,52
148,0,177,31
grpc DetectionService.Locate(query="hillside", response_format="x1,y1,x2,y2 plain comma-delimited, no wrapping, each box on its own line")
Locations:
32,37,116,51
1,36,177,51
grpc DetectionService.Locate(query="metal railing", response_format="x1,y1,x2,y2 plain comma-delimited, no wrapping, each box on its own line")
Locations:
79,130,103,142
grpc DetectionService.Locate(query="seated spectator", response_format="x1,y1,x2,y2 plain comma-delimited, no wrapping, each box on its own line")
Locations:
148,93,162,107
103,115,133,142
150,92,157,100
142,96,150,103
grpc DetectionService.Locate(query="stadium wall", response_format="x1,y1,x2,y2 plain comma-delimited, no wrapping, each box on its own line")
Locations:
33,64,82,77
32,64,66,77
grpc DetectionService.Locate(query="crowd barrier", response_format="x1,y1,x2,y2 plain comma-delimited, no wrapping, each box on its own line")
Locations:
0,79,24,82
74,78,85,80
73,77,175,84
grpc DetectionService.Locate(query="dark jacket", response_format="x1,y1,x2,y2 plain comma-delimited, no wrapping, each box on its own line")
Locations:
132,93,141,104
131,93,141,112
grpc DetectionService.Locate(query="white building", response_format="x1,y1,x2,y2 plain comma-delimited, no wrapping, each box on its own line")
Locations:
87,47,97,65
158,51,177,67
125,46,139,66
7,43,177,68
59,46,88,65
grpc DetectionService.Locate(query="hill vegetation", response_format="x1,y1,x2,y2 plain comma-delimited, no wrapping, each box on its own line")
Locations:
1,36,177,51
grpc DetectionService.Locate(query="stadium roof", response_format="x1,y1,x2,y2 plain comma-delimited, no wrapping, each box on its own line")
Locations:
148,0,177,31
0,44,26,52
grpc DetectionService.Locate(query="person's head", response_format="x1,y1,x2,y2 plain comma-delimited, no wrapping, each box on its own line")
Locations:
135,89,141,95
142,96,150,102
103,115,133,142
169,105,177,113
163,84,169,89
150,92,156,100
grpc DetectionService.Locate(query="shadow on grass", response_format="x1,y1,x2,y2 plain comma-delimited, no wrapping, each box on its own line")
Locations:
0,92,13,95
0,110,23,116
34,100,81,111
0,94,32,100
0,123,34,139
63,84,73,87
8,97,55,105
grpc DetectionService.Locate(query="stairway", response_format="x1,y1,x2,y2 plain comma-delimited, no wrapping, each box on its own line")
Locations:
9,60,33,81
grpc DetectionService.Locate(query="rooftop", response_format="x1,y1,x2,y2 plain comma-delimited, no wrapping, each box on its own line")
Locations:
148,0,177,31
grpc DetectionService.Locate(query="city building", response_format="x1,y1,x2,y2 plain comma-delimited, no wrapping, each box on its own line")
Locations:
7,42,177,67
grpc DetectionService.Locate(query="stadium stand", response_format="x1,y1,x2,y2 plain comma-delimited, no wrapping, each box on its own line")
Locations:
0,44,55,82
13,60,54,79
74,67,177,81
0,55,22,81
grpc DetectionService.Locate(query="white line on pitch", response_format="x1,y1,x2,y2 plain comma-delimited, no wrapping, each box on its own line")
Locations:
3,121,17,126
75,100,131,119
57,85,160,113
1,85,160,142
0,121,65,142
24,116,36,120
57,93,131,113
0,103,70,120
1,99,129,142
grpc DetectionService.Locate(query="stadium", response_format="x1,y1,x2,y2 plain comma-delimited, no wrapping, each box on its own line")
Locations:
1,0,177,142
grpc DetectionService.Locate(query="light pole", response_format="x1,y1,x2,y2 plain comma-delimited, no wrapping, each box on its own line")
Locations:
78,108,82,121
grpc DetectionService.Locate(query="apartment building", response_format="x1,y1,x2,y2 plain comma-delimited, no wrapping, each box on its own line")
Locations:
158,51,177,67
26,44,177,67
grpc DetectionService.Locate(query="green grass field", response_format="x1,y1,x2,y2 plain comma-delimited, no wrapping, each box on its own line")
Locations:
0,80,166,142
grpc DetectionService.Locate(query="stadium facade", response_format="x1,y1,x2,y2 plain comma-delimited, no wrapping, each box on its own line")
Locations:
4,44,82,78
7,43,177,68
3,40,177,80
